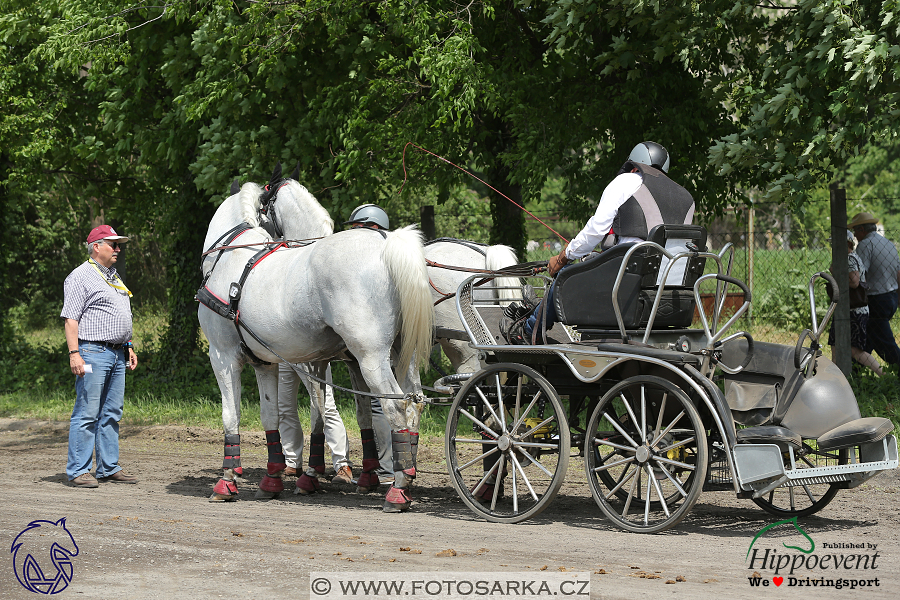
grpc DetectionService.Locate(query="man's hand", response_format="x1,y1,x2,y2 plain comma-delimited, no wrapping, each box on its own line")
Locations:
548,246,570,277
128,348,138,371
70,352,86,377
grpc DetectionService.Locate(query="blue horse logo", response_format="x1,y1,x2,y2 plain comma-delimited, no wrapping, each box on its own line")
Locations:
10,518,79,594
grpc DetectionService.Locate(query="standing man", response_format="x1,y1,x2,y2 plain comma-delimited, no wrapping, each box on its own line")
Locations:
344,204,396,479
62,225,139,488
850,212,900,366
278,362,354,484
502,141,694,344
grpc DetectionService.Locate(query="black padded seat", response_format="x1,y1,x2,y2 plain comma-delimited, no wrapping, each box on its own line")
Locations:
553,243,659,328
735,425,802,452
817,417,895,451
553,224,708,330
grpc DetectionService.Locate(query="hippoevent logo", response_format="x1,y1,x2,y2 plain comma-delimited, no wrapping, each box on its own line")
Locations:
10,518,80,594
746,517,880,590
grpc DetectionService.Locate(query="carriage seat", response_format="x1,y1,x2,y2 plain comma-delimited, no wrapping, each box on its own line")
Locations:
816,417,894,451
735,425,802,453
553,224,708,329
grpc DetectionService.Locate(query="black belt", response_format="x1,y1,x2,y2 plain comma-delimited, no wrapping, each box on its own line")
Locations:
79,339,127,351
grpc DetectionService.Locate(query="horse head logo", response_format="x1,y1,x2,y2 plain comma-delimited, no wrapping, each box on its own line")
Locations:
10,518,79,594
747,516,815,560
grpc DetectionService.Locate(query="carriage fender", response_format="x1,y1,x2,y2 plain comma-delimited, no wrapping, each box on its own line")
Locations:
779,356,861,439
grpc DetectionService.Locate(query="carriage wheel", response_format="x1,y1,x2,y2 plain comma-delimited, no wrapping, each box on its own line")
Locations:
751,446,848,518
445,363,570,524
585,375,707,533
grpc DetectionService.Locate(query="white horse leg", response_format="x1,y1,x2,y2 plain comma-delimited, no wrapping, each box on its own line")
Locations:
208,345,243,502
254,363,286,499
294,361,329,496
346,361,383,493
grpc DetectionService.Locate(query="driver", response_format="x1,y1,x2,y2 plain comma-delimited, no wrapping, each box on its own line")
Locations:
501,141,695,344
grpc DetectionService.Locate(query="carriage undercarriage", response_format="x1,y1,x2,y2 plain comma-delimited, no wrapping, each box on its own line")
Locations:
440,230,899,532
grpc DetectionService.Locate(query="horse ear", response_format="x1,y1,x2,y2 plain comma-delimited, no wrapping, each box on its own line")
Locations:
230,178,240,195
290,162,300,182
270,162,282,185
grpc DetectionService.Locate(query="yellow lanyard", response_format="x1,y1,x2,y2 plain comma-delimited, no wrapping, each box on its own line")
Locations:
88,259,133,298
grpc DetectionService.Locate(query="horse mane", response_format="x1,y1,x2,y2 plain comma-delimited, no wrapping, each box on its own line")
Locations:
238,182,264,228
278,180,334,236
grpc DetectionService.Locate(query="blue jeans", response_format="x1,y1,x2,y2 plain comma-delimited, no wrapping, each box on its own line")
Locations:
865,291,900,365
524,272,568,341
67,343,127,480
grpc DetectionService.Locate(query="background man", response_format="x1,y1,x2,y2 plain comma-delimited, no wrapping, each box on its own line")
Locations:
62,225,139,488
850,212,900,366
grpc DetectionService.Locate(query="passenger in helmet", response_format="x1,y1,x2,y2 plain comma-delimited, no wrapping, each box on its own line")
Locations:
344,204,390,230
501,141,695,345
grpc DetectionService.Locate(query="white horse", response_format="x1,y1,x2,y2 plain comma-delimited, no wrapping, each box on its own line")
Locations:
424,239,521,373
198,175,433,512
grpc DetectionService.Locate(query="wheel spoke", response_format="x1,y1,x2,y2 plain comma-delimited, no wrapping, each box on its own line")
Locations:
622,391,643,442
458,408,500,440
653,455,696,471
602,411,640,448
515,449,555,478
471,454,502,498
457,447,500,472
517,415,556,440
622,467,639,518
657,437,696,455
640,386,647,444
653,392,668,442
490,454,506,512
652,459,688,498
604,463,638,500
509,451,539,502
643,468,652,525
591,455,636,473
513,377,523,429
454,437,500,445
650,410,687,447
508,389,543,433
475,386,504,434
514,440,560,450
800,483,818,504
494,374,507,433
593,437,637,454
649,466,671,517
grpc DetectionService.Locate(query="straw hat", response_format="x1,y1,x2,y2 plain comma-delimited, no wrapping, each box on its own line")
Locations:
849,212,878,228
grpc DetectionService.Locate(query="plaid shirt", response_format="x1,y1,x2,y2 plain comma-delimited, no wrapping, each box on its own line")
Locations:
61,259,133,344
856,232,900,296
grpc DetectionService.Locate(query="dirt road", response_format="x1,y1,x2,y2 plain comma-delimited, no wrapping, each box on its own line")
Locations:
0,418,896,599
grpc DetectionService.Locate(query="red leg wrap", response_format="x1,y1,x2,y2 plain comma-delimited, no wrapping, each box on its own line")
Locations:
213,478,239,496
259,475,284,494
295,473,321,494
267,462,287,476
472,480,502,503
383,485,412,512
356,471,380,490
233,467,243,476
403,467,416,478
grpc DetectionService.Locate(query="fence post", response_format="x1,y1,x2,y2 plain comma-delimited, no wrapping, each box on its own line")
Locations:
748,202,754,320
830,184,852,376
420,205,436,241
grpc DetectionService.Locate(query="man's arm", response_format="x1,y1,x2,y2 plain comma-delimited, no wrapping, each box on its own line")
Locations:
64,318,86,377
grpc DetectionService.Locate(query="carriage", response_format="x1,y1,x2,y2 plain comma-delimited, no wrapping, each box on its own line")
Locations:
434,224,899,533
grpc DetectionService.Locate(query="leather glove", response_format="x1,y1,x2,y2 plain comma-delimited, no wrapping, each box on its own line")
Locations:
548,246,570,277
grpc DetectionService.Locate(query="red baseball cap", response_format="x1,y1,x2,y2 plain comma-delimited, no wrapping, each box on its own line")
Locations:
86,224,130,244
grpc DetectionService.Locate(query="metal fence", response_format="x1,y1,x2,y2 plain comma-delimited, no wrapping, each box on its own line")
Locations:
704,227,900,365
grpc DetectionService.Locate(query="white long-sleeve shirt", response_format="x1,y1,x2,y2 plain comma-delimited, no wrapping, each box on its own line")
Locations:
565,172,643,260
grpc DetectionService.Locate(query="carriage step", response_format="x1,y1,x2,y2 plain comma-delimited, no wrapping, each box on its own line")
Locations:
817,417,895,451
735,425,801,452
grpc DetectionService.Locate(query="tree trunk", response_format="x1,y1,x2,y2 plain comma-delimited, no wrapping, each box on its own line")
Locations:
160,172,217,362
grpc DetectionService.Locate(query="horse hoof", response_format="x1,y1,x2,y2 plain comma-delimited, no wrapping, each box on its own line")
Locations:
294,473,321,495
383,485,412,512
255,489,280,500
208,492,236,502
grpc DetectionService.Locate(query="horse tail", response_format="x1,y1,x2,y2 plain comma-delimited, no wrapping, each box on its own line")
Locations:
382,225,434,372
485,244,521,306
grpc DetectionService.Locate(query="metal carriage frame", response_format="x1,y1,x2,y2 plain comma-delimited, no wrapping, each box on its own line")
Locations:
440,239,898,533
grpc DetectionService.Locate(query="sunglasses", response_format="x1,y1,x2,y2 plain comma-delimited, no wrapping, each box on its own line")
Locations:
99,240,122,250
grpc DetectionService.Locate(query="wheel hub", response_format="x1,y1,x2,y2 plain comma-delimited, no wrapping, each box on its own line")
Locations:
498,435,511,452
635,445,651,464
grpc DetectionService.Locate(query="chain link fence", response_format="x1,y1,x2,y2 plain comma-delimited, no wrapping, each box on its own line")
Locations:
704,226,900,366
